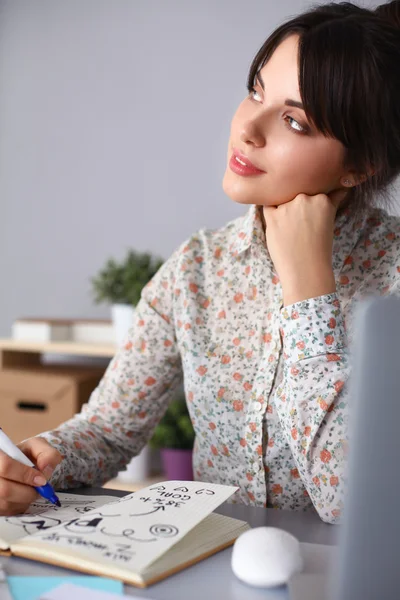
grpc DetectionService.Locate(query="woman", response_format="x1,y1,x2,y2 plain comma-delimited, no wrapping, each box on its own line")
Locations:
1,1,400,523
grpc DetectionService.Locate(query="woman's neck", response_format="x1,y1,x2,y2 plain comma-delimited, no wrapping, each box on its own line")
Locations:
258,205,267,233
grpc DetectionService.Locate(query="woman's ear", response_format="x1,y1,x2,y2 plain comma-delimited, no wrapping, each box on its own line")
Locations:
343,165,376,187
356,173,370,185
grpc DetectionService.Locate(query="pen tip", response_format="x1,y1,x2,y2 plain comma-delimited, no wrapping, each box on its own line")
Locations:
55,499,61,507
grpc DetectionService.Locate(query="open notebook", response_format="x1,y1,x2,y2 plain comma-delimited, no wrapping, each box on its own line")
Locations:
0,480,250,587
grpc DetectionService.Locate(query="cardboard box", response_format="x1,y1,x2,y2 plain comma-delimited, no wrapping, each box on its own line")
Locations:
0,365,105,443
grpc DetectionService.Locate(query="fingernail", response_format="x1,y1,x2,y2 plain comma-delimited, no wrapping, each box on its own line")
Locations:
34,475,47,486
42,465,54,479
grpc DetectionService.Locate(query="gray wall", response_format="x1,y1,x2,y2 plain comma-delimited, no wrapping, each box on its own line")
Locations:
0,0,389,336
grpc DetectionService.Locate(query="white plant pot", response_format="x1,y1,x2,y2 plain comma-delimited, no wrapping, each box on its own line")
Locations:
111,303,135,346
118,445,151,483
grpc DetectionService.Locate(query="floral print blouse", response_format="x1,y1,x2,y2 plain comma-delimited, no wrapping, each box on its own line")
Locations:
41,201,400,523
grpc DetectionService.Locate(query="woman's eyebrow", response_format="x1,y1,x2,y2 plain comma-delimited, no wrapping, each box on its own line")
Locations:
255,72,305,111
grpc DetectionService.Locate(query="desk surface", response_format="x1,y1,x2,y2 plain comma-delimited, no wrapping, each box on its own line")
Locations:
0,339,116,358
3,487,338,600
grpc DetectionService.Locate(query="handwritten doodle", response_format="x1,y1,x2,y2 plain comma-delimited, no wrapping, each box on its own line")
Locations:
106,493,135,506
158,492,191,501
22,499,103,523
129,505,166,517
60,513,154,543
0,481,238,574
42,531,110,552
103,542,136,562
59,512,180,543
75,506,98,514
30,499,99,511
100,528,156,543
0,495,120,548
102,524,179,542
39,530,139,564
5,515,62,536
63,512,120,535
5,499,104,536
149,524,179,538
45,520,180,548
65,517,104,534
129,487,193,516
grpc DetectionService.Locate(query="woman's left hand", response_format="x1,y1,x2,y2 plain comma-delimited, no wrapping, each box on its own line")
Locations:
263,188,348,306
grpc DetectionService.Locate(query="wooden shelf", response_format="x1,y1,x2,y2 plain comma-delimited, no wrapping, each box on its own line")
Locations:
0,339,116,359
103,474,165,493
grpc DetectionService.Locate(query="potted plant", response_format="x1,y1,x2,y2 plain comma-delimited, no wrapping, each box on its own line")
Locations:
91,250,163,484
149,393,195,481
91,250,163,345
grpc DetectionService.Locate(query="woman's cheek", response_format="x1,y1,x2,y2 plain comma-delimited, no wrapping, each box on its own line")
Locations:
267,138,302,178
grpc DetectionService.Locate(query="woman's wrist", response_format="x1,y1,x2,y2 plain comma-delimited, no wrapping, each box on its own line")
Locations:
281,269,336,307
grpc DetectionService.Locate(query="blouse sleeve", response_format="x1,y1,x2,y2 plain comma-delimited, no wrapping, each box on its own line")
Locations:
273,292,350,524
38,248,184,490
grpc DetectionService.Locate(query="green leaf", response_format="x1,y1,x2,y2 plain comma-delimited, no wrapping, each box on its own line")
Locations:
149,394,195,450
91,249,164,306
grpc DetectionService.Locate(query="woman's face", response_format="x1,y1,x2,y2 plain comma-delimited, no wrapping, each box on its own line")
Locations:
223,34,349,207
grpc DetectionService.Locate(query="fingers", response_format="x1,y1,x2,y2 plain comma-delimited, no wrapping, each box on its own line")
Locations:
18,437,62,480
0,476,38,506
0,438,62,516
0,450,46,487
0,500,31,516
264,189,348,210
0,451,41,516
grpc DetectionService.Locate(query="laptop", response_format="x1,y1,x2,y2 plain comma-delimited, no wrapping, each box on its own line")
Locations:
290,295,400,600
331,294,400,600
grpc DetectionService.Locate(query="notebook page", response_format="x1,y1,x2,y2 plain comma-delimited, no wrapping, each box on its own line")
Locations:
141,511,250,583
13,480,238,574
0,493,116,549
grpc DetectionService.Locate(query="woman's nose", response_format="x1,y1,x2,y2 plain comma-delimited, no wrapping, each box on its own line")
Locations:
239,119,266,148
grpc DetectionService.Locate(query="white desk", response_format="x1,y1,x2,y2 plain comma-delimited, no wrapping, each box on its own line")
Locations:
2,487,337,600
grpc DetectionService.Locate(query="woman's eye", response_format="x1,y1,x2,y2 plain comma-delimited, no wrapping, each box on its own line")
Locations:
249,87,262,103
247,88,308,135
285,115,307,135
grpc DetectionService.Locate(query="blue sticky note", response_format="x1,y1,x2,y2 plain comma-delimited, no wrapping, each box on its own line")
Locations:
8,576,123,600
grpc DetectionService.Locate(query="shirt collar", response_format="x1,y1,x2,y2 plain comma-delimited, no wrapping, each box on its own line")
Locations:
332,201,372,276
229,204,266,257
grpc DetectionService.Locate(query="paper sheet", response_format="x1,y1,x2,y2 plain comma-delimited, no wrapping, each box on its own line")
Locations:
8,576,123,600
0,493,116,548
18,480,238,574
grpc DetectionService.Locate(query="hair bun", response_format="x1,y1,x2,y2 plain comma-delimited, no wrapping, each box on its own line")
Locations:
375,0,400,28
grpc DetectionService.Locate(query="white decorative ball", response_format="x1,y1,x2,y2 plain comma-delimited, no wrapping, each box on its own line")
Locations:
231,526,304,587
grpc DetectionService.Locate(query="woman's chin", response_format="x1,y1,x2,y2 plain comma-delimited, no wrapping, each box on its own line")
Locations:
222,175,266,205
222,169,274,205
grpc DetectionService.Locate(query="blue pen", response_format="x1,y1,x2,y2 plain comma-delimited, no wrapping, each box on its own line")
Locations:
0,428,61,507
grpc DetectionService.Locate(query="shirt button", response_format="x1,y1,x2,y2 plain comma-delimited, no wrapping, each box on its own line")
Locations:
255,403,264,412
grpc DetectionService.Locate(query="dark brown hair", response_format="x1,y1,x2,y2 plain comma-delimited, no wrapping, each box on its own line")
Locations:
246,2,400,215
